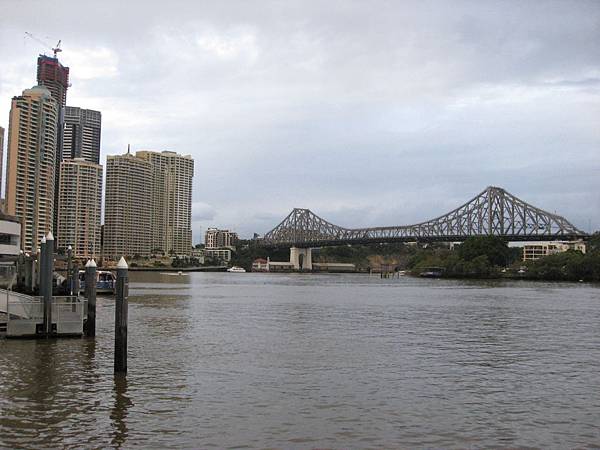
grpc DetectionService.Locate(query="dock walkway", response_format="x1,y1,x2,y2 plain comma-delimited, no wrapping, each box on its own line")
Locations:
0,288,85,338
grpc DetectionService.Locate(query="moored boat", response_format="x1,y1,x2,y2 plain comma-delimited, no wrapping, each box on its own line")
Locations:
227,266,246,273
79,270,116,294
419,267,443,278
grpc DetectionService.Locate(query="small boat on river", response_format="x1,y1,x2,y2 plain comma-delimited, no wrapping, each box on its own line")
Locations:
227,266,246,273
419,267,444,278
79,270,116,294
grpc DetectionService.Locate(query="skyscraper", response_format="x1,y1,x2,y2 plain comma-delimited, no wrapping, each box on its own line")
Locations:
63,107,101,164
56,158,103,258
37,55,69,107
5,86,59,252
0,126,4,203
103,152,152,259
136,150,194,256
37,55,70,235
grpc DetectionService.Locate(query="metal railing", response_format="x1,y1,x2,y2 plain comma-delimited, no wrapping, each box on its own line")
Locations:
53,296,84,335
0,264,16,286
2,289,43,318
6,296,43,336
5,294,85,337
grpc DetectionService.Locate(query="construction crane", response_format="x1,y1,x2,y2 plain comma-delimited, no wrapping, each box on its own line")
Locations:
24,32,62,58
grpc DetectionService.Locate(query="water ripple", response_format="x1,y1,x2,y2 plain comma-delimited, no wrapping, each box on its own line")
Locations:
1,273,599,449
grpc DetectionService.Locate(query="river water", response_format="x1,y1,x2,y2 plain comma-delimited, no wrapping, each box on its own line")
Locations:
0,273,599,449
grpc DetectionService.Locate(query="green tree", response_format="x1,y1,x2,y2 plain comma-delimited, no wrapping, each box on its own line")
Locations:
456,236,517,267
525,249,600,282
587,231,600,253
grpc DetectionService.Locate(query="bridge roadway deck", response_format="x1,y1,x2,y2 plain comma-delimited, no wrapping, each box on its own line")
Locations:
260,233,589,248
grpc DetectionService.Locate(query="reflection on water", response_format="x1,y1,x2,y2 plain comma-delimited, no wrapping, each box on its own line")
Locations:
0,273,599,449
111,374,132,449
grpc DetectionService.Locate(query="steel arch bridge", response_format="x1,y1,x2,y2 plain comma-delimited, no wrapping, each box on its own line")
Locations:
260,186,587,248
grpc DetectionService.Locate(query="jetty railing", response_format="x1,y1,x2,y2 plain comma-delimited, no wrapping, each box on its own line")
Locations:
53,296,85,335
6,294,85,337
6,295,43,336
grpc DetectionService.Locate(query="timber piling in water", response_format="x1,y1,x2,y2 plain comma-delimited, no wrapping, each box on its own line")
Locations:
72,263,79,296
379,263,399,279
38,237,46,297
42,232,54,336
66,245,73,295
85,259,97,337
5,249,133,374
114,257,129,373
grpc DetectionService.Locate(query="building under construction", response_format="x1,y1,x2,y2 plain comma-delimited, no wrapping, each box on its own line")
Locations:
36,55,69,107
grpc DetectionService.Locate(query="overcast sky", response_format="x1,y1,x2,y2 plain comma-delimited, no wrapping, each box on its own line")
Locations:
1,0,599,242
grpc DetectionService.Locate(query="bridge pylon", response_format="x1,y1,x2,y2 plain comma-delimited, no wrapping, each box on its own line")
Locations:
290,247,312,271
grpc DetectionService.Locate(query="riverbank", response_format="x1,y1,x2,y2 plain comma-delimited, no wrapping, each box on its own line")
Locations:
126,266,227,272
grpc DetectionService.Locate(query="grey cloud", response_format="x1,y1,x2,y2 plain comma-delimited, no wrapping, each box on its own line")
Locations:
1,0,599,238
192,202,216,221
540,78,600,87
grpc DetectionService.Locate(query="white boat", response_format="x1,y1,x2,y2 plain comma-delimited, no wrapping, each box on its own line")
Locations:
227,266,246,273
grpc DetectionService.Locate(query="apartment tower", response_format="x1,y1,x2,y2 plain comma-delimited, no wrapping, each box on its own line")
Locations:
103,152,152,259
0,126,4,203
37,55,69,107
37,55,70,236
5,86,59,252
137,151,194,256
56,158,103,258
63,107,101,163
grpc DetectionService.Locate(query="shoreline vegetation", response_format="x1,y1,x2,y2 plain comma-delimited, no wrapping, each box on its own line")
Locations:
117,234,600,283
232,234,600,282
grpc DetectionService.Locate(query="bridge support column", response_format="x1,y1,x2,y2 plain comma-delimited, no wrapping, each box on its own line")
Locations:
290,247,312,271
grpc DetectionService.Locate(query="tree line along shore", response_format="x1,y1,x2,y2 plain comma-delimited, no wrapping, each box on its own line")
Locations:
119,234,600,282
228,234,600,282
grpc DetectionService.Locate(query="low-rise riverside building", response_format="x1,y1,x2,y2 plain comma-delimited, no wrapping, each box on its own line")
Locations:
189,248,206,264
0,212,21,288
252,258,269,272
0,212,21,258
191,247,204,257
251,258,356,272
522,240,586,261
205,228,238,250
205,248,232,263
266,261,295,272
312,262,356,272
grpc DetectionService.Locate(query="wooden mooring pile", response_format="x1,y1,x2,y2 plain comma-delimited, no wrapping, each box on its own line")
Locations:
1,232,129,373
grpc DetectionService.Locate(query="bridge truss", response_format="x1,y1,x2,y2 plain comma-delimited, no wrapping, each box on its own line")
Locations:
261,186,587,247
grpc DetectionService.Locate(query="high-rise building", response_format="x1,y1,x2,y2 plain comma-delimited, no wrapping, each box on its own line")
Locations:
205,228,239,249
0,126,4,203
37,55,70,236
136,151,194,256
103,152,152,259
63,107,101,163
5,86,59,252
37,55,69,107
56,158,103,258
